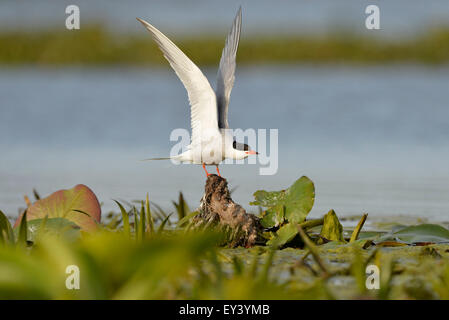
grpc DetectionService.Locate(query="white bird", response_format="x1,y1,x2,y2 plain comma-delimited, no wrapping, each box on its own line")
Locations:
137,7,257,177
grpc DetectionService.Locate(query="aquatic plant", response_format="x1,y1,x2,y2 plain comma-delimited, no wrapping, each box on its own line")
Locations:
1,177,449,299
1,25,449,66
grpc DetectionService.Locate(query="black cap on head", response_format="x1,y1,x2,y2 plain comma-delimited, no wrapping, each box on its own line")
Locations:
233,141,250,151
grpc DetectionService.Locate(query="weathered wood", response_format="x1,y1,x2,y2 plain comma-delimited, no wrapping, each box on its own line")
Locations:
194,174,263,247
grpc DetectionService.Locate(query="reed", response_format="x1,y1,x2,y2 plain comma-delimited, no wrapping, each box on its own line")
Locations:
1,25,449,66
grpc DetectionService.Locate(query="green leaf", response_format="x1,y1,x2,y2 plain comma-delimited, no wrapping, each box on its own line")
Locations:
260,206,284,229
0,210,15,245
319,209,344,243
177,211,200,228
251,176,315,227
173,192,190,221
14,184,101,231
284,176,315,223
378,224,449,244
35,215,48,242
113,200,130,236
267,223,298,247
26,217,81,242
146,194,154,234
251,190,285,208
140,201,146,240
157,213,173,235
133,206,139,240
18,211,28,245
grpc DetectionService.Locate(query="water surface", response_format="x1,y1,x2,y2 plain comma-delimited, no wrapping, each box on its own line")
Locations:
1,65,448,221
1,0,449,38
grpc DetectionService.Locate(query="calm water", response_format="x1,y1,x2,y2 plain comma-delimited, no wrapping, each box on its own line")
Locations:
1,0,449,37
1,65,449,221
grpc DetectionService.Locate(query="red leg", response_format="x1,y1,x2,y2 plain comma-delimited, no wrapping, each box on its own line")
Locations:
202,163,210,176
216,165,221,177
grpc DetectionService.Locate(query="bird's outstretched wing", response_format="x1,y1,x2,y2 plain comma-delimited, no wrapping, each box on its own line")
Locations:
137,18,219,146
216,7,242,129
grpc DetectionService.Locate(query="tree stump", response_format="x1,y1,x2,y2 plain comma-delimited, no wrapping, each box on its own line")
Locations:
194,174,263,247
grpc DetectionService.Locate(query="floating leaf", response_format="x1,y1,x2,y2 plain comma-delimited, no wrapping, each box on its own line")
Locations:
14,184,101,231
319,209,344,244
22,217,81,242
378,224,449,244
375,241,408,247
356,231,384,241
251,176,315,228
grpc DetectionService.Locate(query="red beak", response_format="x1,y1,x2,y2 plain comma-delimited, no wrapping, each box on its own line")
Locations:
246,150,258,155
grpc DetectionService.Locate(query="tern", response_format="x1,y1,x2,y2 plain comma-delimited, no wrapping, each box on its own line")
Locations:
137,7,257,177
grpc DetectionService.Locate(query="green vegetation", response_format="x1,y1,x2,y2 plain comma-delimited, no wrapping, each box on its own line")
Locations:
1,177,449,299
1,25,449,66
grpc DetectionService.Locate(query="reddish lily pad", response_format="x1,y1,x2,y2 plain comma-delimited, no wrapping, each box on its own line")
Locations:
14,184,101,231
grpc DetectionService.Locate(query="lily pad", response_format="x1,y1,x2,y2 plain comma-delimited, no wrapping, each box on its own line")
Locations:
251,176,315,228
378,224,449,244
14,184,101,231
375,241,408,247
14,217,81,242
